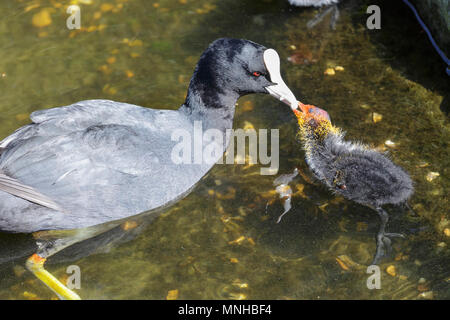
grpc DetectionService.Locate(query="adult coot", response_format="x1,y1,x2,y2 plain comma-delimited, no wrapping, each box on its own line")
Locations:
0,38,297,299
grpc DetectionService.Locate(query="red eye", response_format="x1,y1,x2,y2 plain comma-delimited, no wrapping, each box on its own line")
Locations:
252,71,261,77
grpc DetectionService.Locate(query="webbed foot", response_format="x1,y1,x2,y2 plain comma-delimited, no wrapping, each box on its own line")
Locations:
371,207,406,265
371,232,405,265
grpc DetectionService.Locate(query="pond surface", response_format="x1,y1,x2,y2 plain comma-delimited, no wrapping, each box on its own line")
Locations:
0,0,448,300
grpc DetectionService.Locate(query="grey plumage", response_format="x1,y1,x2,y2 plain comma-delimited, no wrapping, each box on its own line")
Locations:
0,171,63,211
0,38,275,233
305,133,413,208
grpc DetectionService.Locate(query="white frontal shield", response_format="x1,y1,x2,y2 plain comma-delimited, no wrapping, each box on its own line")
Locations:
263,49,298,110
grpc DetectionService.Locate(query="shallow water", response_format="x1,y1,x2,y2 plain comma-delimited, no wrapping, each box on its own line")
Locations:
0,0,448,300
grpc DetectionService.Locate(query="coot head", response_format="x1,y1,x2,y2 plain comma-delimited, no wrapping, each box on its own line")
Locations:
186,38,297,110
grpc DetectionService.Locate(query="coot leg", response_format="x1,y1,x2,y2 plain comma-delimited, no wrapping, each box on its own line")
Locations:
330,4,340,30
306,5,339,29
25,227,112,300
26,253,81,300
371,207,405,265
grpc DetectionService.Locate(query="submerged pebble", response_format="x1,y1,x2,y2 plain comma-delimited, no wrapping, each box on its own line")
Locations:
372,112,383,123
228,293,247,300
32,9,52,28
228,236,246,245
444,228,450,237
416,161,430,168
418,291,433,300
386,265,396,277
384,140,397,148
426,171,440,182
232,280,248,289
166,289,179,300
324,68,335,76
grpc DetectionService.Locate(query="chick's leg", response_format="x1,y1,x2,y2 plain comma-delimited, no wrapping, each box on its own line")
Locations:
371,207,405,265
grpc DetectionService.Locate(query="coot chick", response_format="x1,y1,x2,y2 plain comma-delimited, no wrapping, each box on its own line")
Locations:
292,102,413,264
0,38,298,299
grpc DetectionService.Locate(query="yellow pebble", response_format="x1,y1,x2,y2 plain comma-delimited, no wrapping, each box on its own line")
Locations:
98,65,111,74
25,4,40,12
100,3,114,12
125,70,134,78
229,293,247,300
243,121,254,130
129,39,143,47
386,265,396,277
372,112,383,123
444,228,450,237
384,140,397,148
166,289,179,300
23,291,39,300
32,9,52,28
416,161,430,168
230,258,239,263
324,68,335,76
232,280,248,288
418,291,433,300
335,66,344,71
426,172,440,182
228,236,245,245
335,257,350,271
153,3,160,8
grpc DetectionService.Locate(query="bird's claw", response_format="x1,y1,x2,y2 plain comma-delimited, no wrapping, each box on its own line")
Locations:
371,232,405,265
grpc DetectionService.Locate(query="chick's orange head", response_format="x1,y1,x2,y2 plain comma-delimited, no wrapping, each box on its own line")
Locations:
294,101,331,125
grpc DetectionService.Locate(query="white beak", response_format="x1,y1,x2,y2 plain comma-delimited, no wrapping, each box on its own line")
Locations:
263,49,298,111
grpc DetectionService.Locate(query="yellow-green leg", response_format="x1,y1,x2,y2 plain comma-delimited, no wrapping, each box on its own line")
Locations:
26,253,81,300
